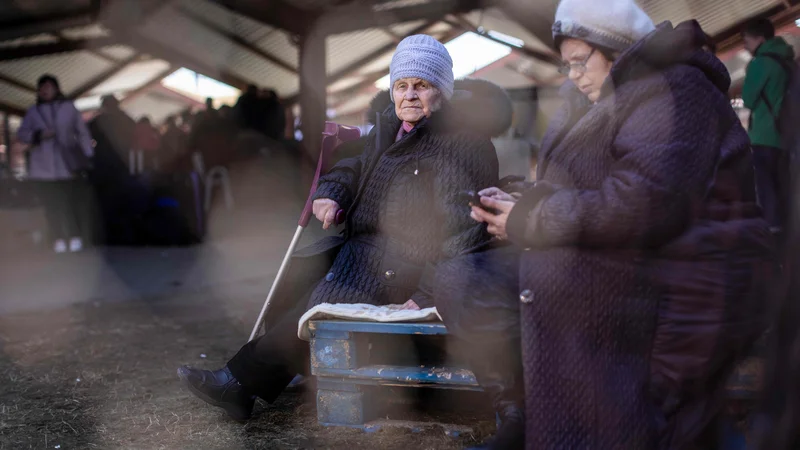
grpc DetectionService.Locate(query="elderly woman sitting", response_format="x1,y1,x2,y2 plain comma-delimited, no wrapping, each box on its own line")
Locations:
177,35,512,421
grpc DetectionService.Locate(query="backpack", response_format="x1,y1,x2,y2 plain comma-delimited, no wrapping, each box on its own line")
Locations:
758,54,800,157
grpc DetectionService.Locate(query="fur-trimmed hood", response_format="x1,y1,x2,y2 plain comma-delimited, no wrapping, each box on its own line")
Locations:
368,78,513,138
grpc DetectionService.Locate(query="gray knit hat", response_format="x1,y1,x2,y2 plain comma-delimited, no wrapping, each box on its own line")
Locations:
389,34,454,101
552,0,656,53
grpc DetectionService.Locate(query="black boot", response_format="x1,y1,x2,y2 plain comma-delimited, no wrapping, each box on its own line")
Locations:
469,403,525,449
465,343,525,450
177,365,255,421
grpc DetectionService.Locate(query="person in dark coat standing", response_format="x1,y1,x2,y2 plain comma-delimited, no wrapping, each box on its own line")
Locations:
177,35,511,421
466,2,774,448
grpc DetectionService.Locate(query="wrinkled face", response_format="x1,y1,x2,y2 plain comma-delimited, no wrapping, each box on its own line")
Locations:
742,33,765,56
559,38,614,103
38,81,57,102
393,77,442,124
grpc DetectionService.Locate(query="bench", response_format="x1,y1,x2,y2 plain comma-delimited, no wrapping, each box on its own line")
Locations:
308,320,481,429
309,319,764,442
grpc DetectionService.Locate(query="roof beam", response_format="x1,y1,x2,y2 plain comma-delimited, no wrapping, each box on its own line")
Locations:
71,53,142,98
208,0,313,36
313,0,487,35
120,65,177,105
0,73,36,94
714,3,800,54
446,15,561,66
112,31,251,91
54,31,118,63
177,6,298,74
0,101,26,117
494,0,556,50
0,36,117,61
0,8,97,42
148,84,207,109
381,28,403,44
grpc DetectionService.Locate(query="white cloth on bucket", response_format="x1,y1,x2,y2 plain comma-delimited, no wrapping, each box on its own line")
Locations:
297,303,442,341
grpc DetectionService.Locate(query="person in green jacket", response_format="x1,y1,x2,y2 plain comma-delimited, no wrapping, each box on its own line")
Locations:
742,18,795,231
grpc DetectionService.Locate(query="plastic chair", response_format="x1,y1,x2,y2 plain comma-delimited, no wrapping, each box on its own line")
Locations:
192,152,234,212
129,149,144,175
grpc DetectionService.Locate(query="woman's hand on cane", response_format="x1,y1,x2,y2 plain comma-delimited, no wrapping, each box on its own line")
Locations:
312,198,340,230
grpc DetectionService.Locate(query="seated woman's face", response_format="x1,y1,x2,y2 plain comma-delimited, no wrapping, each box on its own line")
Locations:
393,77,442,124
559,38,614,103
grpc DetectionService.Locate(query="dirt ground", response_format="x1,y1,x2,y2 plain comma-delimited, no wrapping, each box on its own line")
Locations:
0,155,495,449
0,288,494,450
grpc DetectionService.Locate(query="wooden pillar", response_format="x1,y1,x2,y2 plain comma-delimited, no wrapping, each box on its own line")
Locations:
299,29,327,166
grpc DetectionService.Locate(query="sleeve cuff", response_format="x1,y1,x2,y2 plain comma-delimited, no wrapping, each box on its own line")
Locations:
410,290,434,309
313,181,352,210
506,182,556,246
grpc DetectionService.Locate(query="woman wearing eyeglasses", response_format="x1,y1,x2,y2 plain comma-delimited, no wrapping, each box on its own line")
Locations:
463,0,775,448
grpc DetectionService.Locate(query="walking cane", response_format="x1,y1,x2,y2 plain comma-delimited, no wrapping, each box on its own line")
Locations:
248,122,361,342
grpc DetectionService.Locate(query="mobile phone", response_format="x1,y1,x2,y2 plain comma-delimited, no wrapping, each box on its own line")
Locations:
458,190,498,214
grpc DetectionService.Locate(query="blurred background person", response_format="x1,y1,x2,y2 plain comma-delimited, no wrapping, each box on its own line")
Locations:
261,89,285,143
17,74,93,254
234,84,261,134
133,116,161,171
159,115,187,170
742,18,795,234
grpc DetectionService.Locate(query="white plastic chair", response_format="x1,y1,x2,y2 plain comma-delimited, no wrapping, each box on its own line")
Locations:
129,149,144,174
192,152,234,212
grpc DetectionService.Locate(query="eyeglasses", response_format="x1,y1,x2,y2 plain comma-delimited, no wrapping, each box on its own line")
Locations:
558,48,596,76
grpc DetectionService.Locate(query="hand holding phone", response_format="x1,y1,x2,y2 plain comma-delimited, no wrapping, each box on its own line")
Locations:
458,190,499,214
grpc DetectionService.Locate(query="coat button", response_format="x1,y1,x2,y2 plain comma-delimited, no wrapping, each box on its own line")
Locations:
325,272,334,282
519,289,533,303
384,270,396,280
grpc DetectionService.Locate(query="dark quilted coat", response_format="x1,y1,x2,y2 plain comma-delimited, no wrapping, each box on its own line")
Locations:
305,79,510,309
505,22,774,449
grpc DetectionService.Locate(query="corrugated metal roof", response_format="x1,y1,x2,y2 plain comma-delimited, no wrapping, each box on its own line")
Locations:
226,50,299,95
122,91,188,124
0,51,113,95
374,0,432,11
351,50,395,76
329,76,368,92
253,30,299,69
98,45,138,61
179,0,273,43
60,24,110,40
285,0,341,10
141,4,297,94
390,20,428,35
89,59,172,96
327,29,395,76
0,0,794,121
334,91,380,117
0,82,36,110
0,34,59,50
0,0,91,21
640,0,782,35
463,8,553,54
